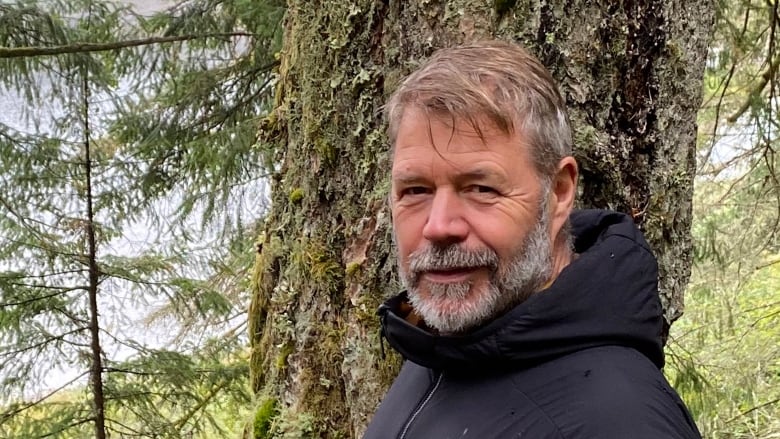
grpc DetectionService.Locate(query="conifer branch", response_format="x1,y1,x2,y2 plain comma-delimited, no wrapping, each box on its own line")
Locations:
699,6,750,172
102,367,156,376
0,32,257,59
2,268,88,278
725,397,780,423
0,370,90,424
0,288,76,308
102,417,142,437
172,380,230,431
726,58,780,123
38,417,96,438
0,328,87,357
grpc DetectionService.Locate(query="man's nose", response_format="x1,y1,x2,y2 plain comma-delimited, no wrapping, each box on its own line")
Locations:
422,189,468,245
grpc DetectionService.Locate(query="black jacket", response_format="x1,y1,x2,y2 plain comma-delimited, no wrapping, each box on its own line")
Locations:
364,210,701,439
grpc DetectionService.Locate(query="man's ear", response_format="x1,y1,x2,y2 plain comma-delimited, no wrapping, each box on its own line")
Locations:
549,156,578,236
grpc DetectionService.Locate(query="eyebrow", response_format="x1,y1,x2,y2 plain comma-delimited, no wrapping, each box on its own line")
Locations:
455,169,501,182
391,173,428,186
391,168,504,185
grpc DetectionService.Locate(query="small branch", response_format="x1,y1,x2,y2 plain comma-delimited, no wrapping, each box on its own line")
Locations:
39,416,96,439
0,288,77,308
727,58,780,124
700,5,751,171
725,397,780,423
0,328,87,357
102,417,142,437
754,257,780,270
102,367,158,376
172,380,230,431
749,308,780,328
0,370,89,423
3,268,88,278
0,32,256,59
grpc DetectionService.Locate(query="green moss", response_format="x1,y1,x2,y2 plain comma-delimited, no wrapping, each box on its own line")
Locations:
253,398,277,439
289,237,344,287
345,261,361,276
246,1,401,434
273,410,317,438
276,342,294,370
289,188,304,204
249,231,288,393
260,110,278,133
314,138,337,165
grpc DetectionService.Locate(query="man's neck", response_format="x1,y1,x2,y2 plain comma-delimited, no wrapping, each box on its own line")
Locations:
549,244,575,285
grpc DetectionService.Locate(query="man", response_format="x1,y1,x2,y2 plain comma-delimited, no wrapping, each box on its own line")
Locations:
364,41,701,439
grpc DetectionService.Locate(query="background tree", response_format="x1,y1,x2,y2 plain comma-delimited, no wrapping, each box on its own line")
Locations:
0,0,282,436
665,0,780,436
247,1,715,437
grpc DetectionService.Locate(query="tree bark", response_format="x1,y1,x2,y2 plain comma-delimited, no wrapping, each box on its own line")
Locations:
247,1,715,437
82,67,107,439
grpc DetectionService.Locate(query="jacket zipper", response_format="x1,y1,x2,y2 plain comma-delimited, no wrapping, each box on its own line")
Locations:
398,372,443,439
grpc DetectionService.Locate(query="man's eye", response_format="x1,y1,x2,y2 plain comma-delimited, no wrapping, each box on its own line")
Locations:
402,187,430,196
468,185,497,194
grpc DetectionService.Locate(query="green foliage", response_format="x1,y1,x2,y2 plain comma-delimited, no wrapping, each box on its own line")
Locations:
0,0,284,437
101,341,251,437
1,395,94,439
698,0,780,176
253,397,277,439
109,0,285,229
667,172,780,439
667,0,780,432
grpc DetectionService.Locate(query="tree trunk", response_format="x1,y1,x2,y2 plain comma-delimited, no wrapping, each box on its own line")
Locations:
82,67,107,439
247,1,714,437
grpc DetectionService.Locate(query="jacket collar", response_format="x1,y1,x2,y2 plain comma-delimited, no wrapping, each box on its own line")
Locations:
379,210,665,373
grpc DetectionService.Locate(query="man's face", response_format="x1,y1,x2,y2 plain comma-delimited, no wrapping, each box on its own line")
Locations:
390,108,555,334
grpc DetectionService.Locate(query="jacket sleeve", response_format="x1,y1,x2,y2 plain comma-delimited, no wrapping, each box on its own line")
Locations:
522,347,702,439
553,375,702,439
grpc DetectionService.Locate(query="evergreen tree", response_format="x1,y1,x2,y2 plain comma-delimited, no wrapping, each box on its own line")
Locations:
0,0,282,436
665,0,780,436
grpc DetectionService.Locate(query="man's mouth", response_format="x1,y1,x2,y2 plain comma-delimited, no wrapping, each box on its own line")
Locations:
420,267,479,283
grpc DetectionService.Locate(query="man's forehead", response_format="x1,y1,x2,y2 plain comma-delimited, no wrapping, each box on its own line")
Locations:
400,107,517,138
391,159,512,183
393,114,522,156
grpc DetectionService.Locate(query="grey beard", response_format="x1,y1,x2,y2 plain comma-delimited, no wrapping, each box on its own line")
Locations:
398,211,553,335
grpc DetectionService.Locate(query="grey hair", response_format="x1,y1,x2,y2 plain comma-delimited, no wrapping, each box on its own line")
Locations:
384,40,572,181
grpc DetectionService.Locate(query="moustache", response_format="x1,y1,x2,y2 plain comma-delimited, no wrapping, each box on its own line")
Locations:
408,245,499,280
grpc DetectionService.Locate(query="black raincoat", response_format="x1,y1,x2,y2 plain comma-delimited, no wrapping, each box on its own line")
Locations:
364,210,701,439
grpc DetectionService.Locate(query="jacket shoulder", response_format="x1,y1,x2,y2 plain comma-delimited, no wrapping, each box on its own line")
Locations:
513,346,701,439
